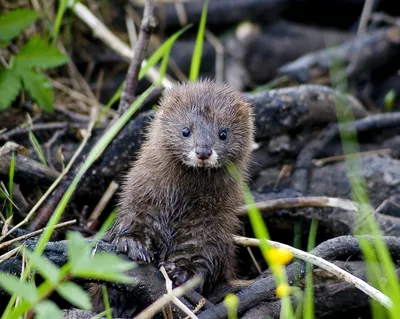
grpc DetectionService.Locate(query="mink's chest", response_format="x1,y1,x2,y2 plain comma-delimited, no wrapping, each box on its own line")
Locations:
146,195,219,261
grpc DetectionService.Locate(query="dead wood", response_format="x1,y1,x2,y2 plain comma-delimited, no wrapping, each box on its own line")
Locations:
224,20,352,90
292,111,400,193
244,84,368,139
0,152,60,187
278,26,400,84
197,235,400,319
148,0,288,30
241,260,395,319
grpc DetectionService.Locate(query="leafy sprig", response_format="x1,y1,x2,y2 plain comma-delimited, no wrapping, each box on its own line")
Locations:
0,9,68,112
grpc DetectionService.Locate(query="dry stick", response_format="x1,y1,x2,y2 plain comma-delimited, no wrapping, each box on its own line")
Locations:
357,0,375,35
0,220,76,250
0,107,98,243
51,79,107,110
0,184,19,211
125,4,138,49
312,148,392,167
237,196,358,216
87,180,119,230
134,276,202,319
160,266,199,319
234,235,392,309
67,0,173,88
119,0,158,115
0,123,69,141
0,244,23,265
205,29,224,82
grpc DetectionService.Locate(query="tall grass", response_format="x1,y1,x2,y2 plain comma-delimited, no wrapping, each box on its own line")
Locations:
6,152,15,219
329,57,400,318
189,0,209,82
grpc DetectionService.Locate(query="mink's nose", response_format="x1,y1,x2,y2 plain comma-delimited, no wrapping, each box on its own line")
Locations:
195,147,212,160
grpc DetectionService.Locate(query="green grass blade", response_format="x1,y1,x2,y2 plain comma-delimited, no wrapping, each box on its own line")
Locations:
139,24,192,82
102,285,112,319
303,219,318,319
7,152,15,219
52,0,71,45
189,0,209,82
29,130,47,166
328,53,400,317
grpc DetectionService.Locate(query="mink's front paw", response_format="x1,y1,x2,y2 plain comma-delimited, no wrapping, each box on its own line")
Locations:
161,261,193,286
113,236,152,263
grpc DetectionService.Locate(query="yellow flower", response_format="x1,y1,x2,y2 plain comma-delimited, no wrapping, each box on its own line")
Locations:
276,283,291,298
265,247,293,266
224,293,239,319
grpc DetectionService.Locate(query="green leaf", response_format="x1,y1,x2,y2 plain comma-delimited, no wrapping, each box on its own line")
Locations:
57,282,92,310
384,89,396,112
67,231,135,283
24,250,60,284
139,24,192,82
74,253,136,283
14,35,69,70
0,273,39,304
0,69,21,110
66,231,91,274
21,69,54,112
189,0,209,82
0,9,39,42
35,300,63,319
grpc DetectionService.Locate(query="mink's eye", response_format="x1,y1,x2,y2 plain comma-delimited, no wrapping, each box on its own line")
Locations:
182,127,191,137
219,129,227,140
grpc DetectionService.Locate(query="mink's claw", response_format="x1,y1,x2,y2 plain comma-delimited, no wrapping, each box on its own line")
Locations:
161,261,193,286
113,236,152,263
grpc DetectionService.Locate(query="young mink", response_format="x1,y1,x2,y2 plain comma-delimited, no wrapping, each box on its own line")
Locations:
93,80,254,315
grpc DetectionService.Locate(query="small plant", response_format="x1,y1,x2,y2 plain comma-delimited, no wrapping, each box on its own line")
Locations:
0,231,136,318
0,8,69,112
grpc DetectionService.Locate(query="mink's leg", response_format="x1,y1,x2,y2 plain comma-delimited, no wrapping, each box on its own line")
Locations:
161,244,225,294
111,225,154,263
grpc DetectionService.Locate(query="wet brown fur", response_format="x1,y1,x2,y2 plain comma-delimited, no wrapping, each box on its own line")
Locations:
92,80,254,314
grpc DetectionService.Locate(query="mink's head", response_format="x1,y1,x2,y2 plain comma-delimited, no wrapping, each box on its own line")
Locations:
152,80,254,170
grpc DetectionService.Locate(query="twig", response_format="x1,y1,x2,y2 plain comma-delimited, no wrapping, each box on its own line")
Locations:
67,0,173,88
0,183,20,211
134,276,202,319
87,180,119,230
51,79,107,111
0,107,98,242
357,0,375,35
234,235,392,309
237,196,358,216
205,30,224,82
44,128,67,169
125,4,138,49
160,266,199,319
118,0,158,115
0,123,69,141
0,244,23,265
174,1,188,26
0,220,76,250
312,148,392,167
